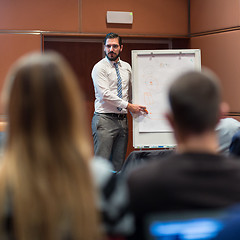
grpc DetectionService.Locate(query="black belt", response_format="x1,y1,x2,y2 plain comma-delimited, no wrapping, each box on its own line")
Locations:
98,113,127,119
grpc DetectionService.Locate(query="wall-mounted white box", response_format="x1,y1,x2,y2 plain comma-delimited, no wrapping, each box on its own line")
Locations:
106,11,133,24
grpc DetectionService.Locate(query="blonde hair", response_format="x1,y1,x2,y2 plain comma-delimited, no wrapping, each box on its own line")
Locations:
0,52,101,240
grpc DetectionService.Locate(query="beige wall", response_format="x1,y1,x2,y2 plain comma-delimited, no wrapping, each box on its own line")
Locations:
0,0,188,90
191,0,240,34
1,0,188,34
190,0,240,113
0,34,41,97
191,31,240,112
0,0,79,31
0,34,41,114
82,0,188,35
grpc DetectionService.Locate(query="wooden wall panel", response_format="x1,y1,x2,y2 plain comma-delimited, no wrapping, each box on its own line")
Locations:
0,34,41,113
82,0,188,35
191,0,240,34
0,0,79,31
190,30,240,112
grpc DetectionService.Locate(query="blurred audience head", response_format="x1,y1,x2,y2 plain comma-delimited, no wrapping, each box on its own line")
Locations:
0,51,101,240
166,69,228,139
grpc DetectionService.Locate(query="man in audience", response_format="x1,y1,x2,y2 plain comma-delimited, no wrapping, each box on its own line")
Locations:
127,70,240,240
215,117,240,155
229,130,240,157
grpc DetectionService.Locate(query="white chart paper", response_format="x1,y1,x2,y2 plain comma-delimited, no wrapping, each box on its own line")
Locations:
136,54,196,132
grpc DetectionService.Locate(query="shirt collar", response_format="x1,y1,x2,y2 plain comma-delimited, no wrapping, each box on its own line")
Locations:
105,57,122,67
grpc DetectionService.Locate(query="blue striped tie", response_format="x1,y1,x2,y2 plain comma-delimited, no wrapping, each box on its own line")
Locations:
114,62,122,111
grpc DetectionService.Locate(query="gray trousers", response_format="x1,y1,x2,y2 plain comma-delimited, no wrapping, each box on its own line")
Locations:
92,113,128,172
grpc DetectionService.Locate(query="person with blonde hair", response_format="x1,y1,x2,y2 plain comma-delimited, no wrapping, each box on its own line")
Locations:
0,52,102,240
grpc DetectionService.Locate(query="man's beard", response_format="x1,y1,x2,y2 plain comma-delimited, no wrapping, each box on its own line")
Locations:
105,51,120,61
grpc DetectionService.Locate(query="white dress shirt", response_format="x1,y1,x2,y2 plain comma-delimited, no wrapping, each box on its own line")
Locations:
92,57,132,114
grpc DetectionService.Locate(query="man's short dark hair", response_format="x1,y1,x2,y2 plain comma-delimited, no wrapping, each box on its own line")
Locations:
104,32,122,46
168,70,221,134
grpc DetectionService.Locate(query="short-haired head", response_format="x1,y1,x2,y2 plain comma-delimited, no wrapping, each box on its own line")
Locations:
168,69,222,134
104,32,122,46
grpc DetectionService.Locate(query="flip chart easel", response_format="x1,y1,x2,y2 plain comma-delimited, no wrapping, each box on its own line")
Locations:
131,49,201,149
